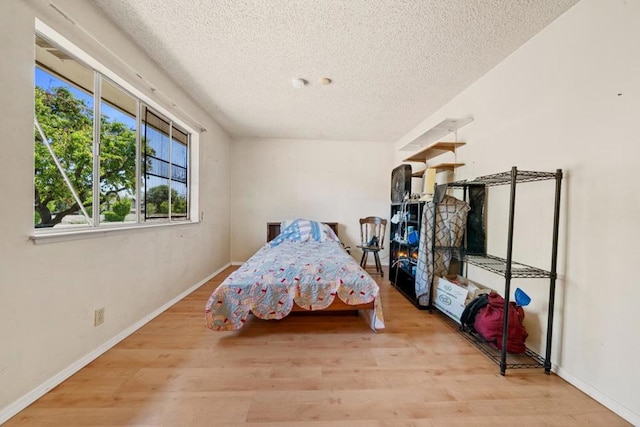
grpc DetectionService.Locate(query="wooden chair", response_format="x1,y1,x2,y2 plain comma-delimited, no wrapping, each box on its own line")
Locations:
357,216,387,277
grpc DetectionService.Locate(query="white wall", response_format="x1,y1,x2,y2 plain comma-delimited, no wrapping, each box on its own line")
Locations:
395,0,640,423
231,138,394,263
0,0,231,418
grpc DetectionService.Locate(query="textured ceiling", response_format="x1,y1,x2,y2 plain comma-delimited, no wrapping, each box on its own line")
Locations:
90,0,578,142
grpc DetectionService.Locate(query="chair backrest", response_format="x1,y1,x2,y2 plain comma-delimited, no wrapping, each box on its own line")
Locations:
359,216,387,250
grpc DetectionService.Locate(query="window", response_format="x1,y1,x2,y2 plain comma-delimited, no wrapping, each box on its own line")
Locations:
34,31,195,233
141,107,189,221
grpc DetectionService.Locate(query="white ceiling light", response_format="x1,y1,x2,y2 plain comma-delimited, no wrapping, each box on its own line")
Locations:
291,78,307,89
320,77,332,85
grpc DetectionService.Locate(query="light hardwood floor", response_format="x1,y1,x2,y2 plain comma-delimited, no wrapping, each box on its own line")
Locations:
6,267,630,426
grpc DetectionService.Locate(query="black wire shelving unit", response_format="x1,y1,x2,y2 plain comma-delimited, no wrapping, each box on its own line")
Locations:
431,166,563,375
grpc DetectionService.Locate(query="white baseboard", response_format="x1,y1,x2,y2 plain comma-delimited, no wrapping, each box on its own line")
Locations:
0,263,230,425
230,261,244,265
555,366,639,426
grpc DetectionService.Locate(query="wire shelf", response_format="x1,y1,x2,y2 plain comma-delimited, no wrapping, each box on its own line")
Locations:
431,249,551,279
435,309,544,369
466,254,551,278
448,169,558,187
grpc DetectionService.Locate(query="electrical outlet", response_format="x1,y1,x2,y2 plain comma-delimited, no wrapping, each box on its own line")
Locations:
94,308,105,326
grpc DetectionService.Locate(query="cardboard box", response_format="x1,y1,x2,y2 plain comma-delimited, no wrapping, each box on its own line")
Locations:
434,275,492,324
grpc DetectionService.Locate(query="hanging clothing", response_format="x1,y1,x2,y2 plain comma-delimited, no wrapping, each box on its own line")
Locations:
415,195,470,306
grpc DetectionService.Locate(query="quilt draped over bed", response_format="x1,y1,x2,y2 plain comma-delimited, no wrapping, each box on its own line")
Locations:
205,239,385,331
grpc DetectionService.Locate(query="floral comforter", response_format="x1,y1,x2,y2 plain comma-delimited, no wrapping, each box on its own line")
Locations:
205,240,385,331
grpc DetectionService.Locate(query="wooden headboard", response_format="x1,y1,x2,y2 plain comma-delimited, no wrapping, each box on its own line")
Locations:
267,222,339,242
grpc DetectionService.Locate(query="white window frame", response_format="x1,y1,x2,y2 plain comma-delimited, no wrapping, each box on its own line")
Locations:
32,20,200,244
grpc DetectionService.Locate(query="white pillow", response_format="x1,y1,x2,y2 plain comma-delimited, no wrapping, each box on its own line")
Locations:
274,219,340,244
280,218,299,230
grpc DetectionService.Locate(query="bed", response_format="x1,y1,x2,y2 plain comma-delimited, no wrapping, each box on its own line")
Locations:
205,219,385,331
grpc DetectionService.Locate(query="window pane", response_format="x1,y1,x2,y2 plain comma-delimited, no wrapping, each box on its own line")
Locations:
171,181,188,218
142,106,170,222
99,78,137,224
34,35,94,228
171,124,189,220
144,177,170,221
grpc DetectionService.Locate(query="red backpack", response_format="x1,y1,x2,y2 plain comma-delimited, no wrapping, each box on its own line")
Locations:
473,292,528,354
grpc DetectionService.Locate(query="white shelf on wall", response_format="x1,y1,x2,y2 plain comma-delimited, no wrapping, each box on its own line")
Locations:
400,117,473,152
